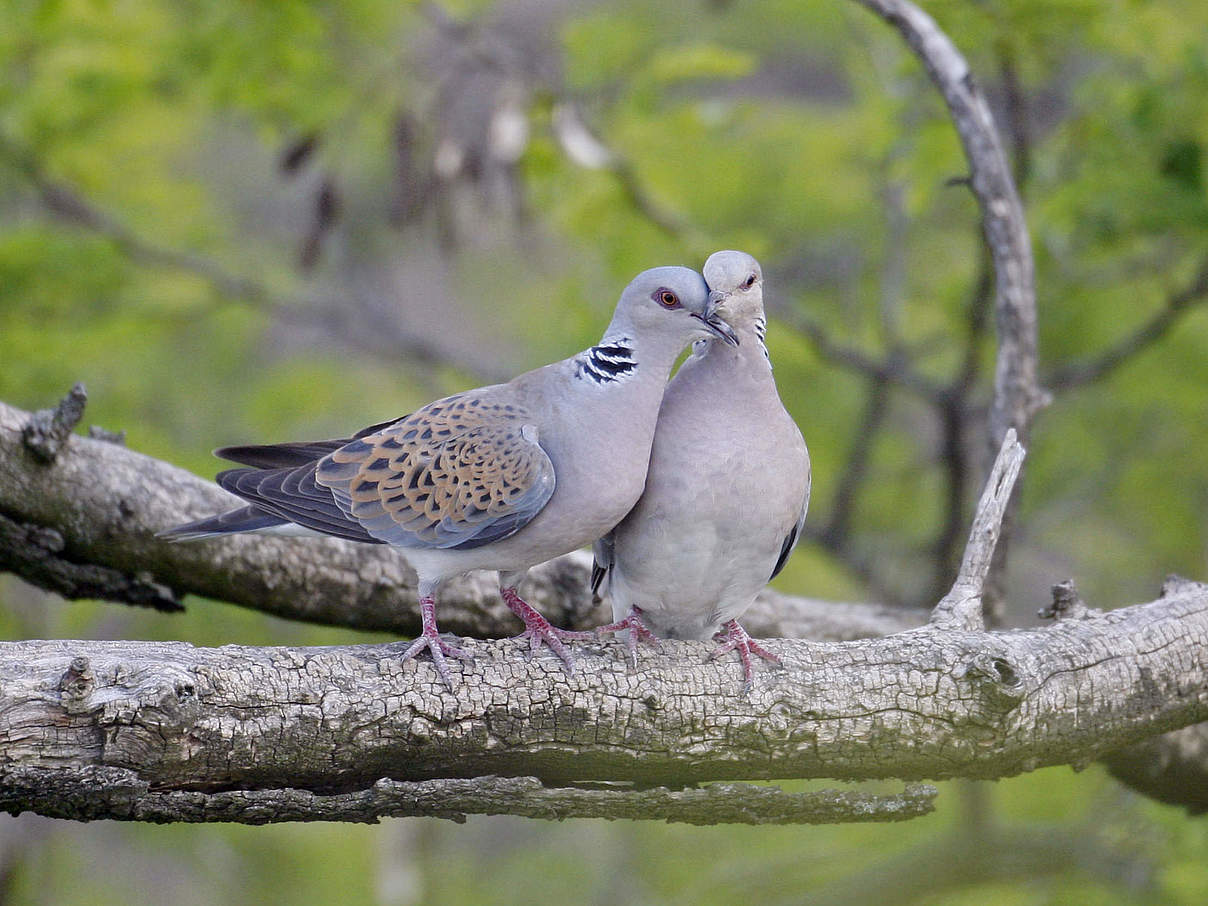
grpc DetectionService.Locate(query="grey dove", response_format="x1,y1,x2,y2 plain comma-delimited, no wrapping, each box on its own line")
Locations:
593,250,810,685
162,266,737,689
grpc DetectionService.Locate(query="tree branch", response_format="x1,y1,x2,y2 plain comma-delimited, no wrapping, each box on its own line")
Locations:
1046,253,1208,391
1,579,1205,824
2,395,1207,821
853,0,1044,448
930,429,1025,631
854,0,1046,627
0,765,936,827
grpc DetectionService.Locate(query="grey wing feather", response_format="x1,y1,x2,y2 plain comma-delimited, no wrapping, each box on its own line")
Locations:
158,504,290,541
217,464,381,543
590,533,614,599
215,417,404,469
769,487,810,582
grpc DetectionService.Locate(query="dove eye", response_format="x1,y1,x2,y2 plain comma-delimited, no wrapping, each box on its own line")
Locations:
655,289,680,308
742,273,757,289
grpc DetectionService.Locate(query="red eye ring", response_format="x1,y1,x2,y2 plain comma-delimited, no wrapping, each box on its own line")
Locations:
742,273,757,289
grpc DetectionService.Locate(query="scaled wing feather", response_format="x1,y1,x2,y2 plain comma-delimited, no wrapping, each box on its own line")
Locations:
316,393,555,550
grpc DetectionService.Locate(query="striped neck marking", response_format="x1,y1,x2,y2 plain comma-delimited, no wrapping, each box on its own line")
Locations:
575,338,637,384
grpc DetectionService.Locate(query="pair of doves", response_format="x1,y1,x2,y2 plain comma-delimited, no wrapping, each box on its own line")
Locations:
163,251,810,689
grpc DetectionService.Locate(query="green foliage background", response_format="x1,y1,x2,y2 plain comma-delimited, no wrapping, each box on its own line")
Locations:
1,0,1206,902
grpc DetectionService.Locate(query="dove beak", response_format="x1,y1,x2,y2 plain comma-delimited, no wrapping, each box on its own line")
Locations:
692,310,739,347
695,291,740,347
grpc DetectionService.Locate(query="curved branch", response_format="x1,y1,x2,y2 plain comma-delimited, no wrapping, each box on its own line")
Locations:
1,582,1205,825
853,0,1046,626
853,0,1044,448
0,765,936,826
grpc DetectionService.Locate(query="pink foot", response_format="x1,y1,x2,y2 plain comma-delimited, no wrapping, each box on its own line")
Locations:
596,606,661,666
711,619,781,688
502,587,593,674
400,596,474,689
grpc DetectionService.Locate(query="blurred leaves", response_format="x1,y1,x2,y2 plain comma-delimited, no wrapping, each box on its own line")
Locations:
2,0,1208,902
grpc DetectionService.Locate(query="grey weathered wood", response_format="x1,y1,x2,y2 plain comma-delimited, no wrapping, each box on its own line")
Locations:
853,0,1047,626
0,765,936,826
3,395,1208,822
1,0,1203,825
929,430,1025,631
1,579,1205,824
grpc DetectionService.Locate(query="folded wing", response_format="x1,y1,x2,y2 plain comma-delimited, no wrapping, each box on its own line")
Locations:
315,393,555,550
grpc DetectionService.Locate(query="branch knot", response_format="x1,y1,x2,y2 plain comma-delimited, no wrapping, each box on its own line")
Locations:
1039,580,1095,621
22,383,87,464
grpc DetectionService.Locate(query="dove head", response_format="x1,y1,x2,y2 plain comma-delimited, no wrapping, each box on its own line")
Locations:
703,250,765,329
609,265,738,349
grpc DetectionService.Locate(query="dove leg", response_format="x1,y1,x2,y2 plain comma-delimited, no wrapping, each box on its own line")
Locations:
595,606,661,667
710,619,781,688
499,572,592,674
399,588,474,690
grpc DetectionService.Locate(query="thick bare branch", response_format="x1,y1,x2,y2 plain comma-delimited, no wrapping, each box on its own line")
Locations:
4,395,1208,820
0,765,935,827
1,580,1206,824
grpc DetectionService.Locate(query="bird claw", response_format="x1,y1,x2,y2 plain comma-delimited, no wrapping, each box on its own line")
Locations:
710,620,781,689
501,587,592,674
400,630,474,691
401,595,473,690
596,607,661,668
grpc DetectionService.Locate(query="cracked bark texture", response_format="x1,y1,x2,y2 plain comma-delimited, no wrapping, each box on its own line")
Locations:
0,766,937,826
1,578,1206,823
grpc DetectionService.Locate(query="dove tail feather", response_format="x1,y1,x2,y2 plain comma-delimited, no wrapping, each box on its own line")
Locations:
157,505,289,541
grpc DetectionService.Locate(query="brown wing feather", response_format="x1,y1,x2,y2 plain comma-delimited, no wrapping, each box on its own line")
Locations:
315,393,555,550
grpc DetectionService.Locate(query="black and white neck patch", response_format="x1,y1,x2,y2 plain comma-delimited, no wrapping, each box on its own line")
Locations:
575,338,637,384
753,316,771,365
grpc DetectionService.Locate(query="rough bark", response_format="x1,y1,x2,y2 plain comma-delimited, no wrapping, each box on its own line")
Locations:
1,0,1203,827
0,766,936,827
1,576,1206,823
4,398,1208,822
